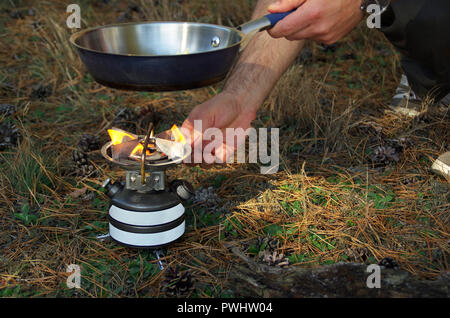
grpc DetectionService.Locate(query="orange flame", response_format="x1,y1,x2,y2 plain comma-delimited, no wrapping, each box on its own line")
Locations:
130,143,148,157
108,128,147,157
108,125,184,159
171,124,185,144
107,129,137,146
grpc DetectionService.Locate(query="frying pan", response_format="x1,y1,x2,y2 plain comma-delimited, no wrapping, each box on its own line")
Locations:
70,10,295,91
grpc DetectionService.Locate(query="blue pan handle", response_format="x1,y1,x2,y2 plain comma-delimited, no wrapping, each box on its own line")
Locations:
238,9,297,35
264,10,297,28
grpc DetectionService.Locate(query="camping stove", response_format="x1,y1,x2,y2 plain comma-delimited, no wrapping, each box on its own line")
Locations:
100,129,193,249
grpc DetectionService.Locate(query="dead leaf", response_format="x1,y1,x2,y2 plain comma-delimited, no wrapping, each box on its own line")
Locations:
67,187,88,199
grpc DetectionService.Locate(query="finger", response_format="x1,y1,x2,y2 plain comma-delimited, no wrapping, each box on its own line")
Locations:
200,125,240,165
194,121,252,165
286,20,343,44
214,141,236,164
268,3,314,39
267,0,306,13
182,100,238,138
284,23,317,41
217,108,255,159
213,118,253,164
181,107,212,134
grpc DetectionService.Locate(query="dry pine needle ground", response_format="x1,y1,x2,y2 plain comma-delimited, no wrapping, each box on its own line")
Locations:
0,0,448,297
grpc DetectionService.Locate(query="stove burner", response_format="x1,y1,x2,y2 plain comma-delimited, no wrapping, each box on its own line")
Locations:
101,139,190,172
127,139,168,162
100,125,193,249
129,151,167,162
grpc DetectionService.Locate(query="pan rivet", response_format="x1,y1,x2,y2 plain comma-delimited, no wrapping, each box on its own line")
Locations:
211,36,220,48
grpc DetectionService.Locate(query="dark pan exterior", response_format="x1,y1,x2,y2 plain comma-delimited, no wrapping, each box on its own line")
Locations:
75,45,240,91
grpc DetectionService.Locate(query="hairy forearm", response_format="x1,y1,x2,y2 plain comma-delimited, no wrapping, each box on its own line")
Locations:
223,0,304,111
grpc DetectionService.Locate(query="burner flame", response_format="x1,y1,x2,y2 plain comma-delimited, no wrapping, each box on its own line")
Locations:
106,125,184,161
171,124,185,144
107,128,137,146
130,143,151,157
107,128,150,159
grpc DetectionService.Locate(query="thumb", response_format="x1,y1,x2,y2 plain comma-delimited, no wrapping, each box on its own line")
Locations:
267,0,305,13
181,104,213,136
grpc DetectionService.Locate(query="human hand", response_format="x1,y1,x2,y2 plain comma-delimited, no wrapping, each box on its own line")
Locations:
181,92,258,165
267,0,364,44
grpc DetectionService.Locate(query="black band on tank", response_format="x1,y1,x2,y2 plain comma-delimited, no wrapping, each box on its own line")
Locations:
108,214,185,234
110,189,181,212
109,236,185,250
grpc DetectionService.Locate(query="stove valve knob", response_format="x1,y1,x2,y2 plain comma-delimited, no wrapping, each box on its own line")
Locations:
170,180,194,201
102,178,124,199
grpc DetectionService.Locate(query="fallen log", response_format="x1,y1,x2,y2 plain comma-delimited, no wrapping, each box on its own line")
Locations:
225,247,449,298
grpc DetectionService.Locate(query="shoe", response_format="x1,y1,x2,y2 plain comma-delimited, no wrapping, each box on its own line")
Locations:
431,152,450,182
389,74,424,117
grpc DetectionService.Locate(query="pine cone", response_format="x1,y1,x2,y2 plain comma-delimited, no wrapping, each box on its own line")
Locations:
387,137,414,152
72,149,97,177
111,107,138,131
192,187,230,214
401,177,417,185
193,187,221,208
0,121,20,150
78,134,100,153
72,149,88,165
161,267,193,296
378,257,399,269
260,250,290,267
371,145,400,165
346,247,370,262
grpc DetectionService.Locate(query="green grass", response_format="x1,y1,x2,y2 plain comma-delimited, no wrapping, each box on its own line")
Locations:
13,202,39,225
0,285,22,297
366,186,396,209
221,216,243,239
0,139,55,204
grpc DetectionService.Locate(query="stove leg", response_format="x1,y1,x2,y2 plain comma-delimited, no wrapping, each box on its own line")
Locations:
95,233,166,270
155,249,165,270
96,232,112,242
